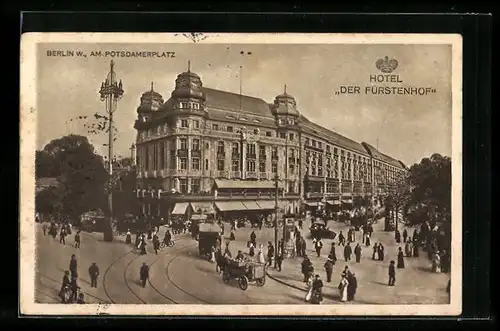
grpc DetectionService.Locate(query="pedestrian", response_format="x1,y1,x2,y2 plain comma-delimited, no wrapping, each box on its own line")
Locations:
329,242,337,263
372,243,379,260
59,271,71,303
139,262,149,288
301,238,307,257
88,262,99,288
153,236,160,255
59,226,66,245
257,244,265,263
298,218,303,229
250,230,257,248
404,240,411,257
403,229,408,243
301,256,314,283
314,238,323,257
388,260,396,286
42,222,48,235
397,247,405,269
215,247,225,273
413,240,420,257
266,242,275,268
338,274,349,302
347,272,358,301
275,249,283,272
295,235,302,257
74,230,81,249
248,241,255,257
378,243,385,261
229,230,235,241
338,231,345,246
224,242,233,258
76,293,85,304
69,254,78,279
311,274,324,303
140,237,147,255
365,232,371,247
354,243,362,263
395,229,401,244
343,242,352,262
324,256,334,282
69,275,80,302
125,229,131,244
432,251,441,273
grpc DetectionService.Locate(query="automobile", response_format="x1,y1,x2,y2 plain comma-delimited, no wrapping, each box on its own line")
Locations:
309,221,337,239
79,210,108,233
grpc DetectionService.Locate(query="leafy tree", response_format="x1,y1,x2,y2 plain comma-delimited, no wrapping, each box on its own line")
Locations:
405,153,451,227
35,186,63,216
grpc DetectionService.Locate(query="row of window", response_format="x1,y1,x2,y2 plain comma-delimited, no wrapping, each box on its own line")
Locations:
177,178,201,194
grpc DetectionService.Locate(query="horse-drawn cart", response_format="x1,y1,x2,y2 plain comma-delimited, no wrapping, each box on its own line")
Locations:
222,259,266,290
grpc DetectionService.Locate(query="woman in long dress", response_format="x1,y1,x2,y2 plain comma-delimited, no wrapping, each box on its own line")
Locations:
397,247,405,268
248,242,255,257
257,244,265,264
338,274,349,302
372,243,379,260
210,245,216,262
432,251,441,272
404,241,411,257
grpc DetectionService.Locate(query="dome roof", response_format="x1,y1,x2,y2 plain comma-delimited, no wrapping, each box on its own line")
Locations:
137,82,164,113
171,63,206,101
273,86,299,117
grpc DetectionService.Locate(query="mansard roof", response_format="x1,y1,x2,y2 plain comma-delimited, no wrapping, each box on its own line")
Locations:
361,142,404,168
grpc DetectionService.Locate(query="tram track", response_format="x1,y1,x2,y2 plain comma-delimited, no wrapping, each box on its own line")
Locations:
38,274,111,303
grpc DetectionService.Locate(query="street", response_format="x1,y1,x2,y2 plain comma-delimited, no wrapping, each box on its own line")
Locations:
35,216,449,305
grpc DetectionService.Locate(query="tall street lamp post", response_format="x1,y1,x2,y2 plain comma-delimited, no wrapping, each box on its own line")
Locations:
274,172,279,268
99,60,124,242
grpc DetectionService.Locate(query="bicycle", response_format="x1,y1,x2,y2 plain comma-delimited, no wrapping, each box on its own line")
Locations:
160,239,175,248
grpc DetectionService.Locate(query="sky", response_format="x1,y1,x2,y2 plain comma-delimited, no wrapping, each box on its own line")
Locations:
36,42,452,166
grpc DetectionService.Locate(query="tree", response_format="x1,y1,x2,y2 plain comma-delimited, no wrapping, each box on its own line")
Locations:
35,186,63,216
35,135,109,220
405,153,452,227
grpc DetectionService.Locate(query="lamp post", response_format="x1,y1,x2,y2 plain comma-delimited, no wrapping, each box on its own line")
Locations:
274,172,279,268
99,60,124,242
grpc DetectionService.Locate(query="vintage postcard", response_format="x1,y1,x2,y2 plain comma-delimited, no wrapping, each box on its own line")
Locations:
20,33,462,316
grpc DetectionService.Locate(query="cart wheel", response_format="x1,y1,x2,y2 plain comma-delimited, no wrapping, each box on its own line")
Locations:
222,272,230,284
238,276,249,290
160,242,165,248
168,240,175,247
256,277,266,287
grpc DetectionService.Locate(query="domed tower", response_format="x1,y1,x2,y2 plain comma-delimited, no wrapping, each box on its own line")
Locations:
136,82,164,123
166,61,208,118
272,85,300,126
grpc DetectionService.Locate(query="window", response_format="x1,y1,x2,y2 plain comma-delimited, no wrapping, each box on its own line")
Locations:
272,162,278,174
180,157,187,170
326,145,330,153
279,132,286,139
232,159,239,171
227,126,233,132
205,142,209,149
288,119,294,125
145,146,149,170
311,166,317,176
212,123,219,130
334,147,338,154
232,142,239,155
312,140,316,148
169,152,176,168
271,147,278,159
217,141,225,154
179,179,188,194
266,131,272,137
288,181,295,193
318,142,322,149
179,138,187,150
191,179,201,193
192,139,200,150
253,129,259,135
181,102,189,109
192,158,200,170
181,119,188,128
289,133,294,141
289,163,295,174
305,137,310,145
217,159,225,171
247,160,256,172
159,142,165,169
205,159,209,170
259,161,266,173
247,143,256,156
259,145,266,157
193,120,200,129
192,103,200,110
318,167,323,177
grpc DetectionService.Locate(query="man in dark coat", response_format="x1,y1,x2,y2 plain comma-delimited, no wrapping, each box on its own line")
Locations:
347,273,358,301
59,271,71,302
69,275,80,302
275,249,283,272
140,262,149,288
266,242,275,268
329,242,337,262
69,254,78,279
301,238,307,257
250,231,257,247
301,256,314,282
354,243,362,263
402,229,408,243
343,242,352,262
388,260,396,286
59,226,67,245
295,235,302,257
395,229,401,244
378,243,385,261
88,262,99,288
74,230,81,249
324,257,334,282
338,231,346,246
397,247,405,268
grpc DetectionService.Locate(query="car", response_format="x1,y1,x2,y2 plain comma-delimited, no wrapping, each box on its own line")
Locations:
309,222,337,239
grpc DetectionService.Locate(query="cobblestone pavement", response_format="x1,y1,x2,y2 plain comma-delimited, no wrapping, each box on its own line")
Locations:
35,224,304,304
224,217,450,304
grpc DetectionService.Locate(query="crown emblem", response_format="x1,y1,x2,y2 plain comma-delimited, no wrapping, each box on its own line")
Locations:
376,56,398,73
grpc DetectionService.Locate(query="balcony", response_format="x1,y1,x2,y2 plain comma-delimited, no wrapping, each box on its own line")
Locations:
230,171,241,178
246,153,257,159
214,170,228,178
259,154,267,159
246,171,258,179
177,149,188,157
259,172,269,180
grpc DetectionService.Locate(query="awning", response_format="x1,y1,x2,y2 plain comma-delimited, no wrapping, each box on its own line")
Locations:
191,214,208,221
255,200,277,210
214,179,284,190
199,223,222,233
327,200,341,205
215,201,247,212
171,202,189,215
305,202,325,207
242,201,261,210
342,199,353,204
190,202,215,214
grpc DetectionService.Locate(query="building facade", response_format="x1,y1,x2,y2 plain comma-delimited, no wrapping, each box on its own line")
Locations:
133,69,407,219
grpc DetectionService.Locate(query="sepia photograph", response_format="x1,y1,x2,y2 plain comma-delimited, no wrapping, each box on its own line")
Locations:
20,33,462,316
